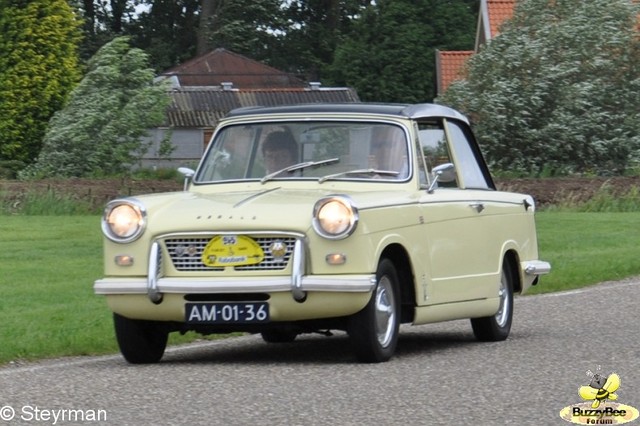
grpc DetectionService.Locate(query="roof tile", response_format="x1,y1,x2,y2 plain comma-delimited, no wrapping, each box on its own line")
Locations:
165,87,361,128
436,50,474,94
487,0,516,37
162,48,306,88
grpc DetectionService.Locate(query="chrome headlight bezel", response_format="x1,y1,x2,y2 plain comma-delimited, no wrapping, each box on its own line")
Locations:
312,196,358,240
101,199,147,243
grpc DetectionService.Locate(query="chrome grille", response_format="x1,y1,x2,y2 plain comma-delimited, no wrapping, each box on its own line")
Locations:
164,236,296,272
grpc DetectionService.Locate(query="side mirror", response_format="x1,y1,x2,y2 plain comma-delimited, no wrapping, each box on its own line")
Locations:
178,167,195,191
427,163,455,193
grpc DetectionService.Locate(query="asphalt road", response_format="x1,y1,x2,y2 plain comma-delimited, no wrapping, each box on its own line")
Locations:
1,279,639,426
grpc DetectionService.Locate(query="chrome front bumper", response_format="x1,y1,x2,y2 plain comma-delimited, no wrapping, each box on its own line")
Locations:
94,275,376,296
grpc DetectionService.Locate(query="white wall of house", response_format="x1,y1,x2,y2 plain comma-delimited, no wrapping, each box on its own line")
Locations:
140,128,209,170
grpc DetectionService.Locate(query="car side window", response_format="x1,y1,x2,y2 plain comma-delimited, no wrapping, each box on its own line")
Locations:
417,121,457,188
445,120,490,189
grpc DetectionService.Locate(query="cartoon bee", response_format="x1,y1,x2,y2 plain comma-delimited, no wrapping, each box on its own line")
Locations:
579,372,620,408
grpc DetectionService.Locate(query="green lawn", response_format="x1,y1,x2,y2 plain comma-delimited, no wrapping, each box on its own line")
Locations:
532,211,640,293
0,216,113,363
0,216,202,364
1,212,639,364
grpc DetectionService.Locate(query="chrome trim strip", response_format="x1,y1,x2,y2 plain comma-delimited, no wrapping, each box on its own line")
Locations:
523,260,551,276
156,230,306,239
94,275,376,295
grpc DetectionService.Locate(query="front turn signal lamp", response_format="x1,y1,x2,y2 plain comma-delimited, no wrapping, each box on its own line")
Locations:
102,199,147,243
312,196,358,240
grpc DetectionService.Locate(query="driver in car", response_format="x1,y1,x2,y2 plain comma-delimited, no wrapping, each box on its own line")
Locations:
261,130,299,174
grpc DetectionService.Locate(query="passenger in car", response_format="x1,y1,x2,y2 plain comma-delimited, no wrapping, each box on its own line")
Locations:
369,126,409,179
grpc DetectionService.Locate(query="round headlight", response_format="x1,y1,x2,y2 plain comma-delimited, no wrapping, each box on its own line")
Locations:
102,200,146,243
312,196,358,239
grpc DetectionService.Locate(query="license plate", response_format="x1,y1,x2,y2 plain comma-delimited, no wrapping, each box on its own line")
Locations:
185,302,269,324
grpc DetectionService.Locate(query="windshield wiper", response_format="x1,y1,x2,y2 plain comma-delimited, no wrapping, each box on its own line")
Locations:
260,158,340,184
318,169,399,183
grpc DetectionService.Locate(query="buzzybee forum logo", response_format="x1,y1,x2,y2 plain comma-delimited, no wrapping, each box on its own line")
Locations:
559,367,639,424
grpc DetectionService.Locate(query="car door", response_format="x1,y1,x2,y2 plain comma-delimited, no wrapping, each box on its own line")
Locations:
416,119,499,306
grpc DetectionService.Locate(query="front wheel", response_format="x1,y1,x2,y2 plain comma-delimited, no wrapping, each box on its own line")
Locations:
348,258,400,363
113,313,169,364
470,260,514,341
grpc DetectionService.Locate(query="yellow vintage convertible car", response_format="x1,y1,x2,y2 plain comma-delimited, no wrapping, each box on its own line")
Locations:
94,103,550,363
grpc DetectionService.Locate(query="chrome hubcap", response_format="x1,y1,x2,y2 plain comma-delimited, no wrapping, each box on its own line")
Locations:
494,270,510,327
375,276,396,347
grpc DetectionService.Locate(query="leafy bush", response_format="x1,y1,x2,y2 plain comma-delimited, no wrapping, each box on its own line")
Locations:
0,160,25,179
20,37,171,179
439,0,640,176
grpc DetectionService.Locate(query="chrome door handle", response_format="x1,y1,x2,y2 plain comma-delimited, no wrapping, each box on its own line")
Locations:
469,203,485,213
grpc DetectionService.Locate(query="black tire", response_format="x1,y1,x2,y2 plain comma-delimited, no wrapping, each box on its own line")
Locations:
113,313,169,364
348,258,400,363
471,260,514,341
261,330,298,343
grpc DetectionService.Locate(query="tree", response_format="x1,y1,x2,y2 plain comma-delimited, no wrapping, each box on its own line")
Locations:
329,0,477,102
21,37,171,178
74,0,138,60
277,0,370,81
0,0,82,165
439,0,640,176
126,0,199,72
121,0,373,81
179,0,368,80
200,0,285,61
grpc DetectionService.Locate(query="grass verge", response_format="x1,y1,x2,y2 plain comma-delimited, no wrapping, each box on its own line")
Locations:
1,211,639,364
0,216,213,365
530,211,640,294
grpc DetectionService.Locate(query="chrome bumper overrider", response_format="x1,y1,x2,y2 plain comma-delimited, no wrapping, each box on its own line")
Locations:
522,260,551,276
96,236,376,303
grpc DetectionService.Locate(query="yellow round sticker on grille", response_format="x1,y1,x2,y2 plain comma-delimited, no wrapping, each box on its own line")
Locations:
201,235,264,267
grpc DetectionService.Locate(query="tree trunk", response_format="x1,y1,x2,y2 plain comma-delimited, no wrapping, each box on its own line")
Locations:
82,0,95,34
109,0,128,33
197,0,218,55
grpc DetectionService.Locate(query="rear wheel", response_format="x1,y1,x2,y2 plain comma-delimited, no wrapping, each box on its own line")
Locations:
113,313,169,364
471,260,514,341
348,258,400,363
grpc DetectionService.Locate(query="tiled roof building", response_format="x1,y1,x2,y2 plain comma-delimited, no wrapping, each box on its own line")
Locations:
161,48,306,88
143,49,360,167
475,0,517,50
165,86,360,128
435,50,474,96
158,47,360,128
435,0,516,96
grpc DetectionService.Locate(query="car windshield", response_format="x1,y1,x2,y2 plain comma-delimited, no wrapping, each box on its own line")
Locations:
194,121,410,183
